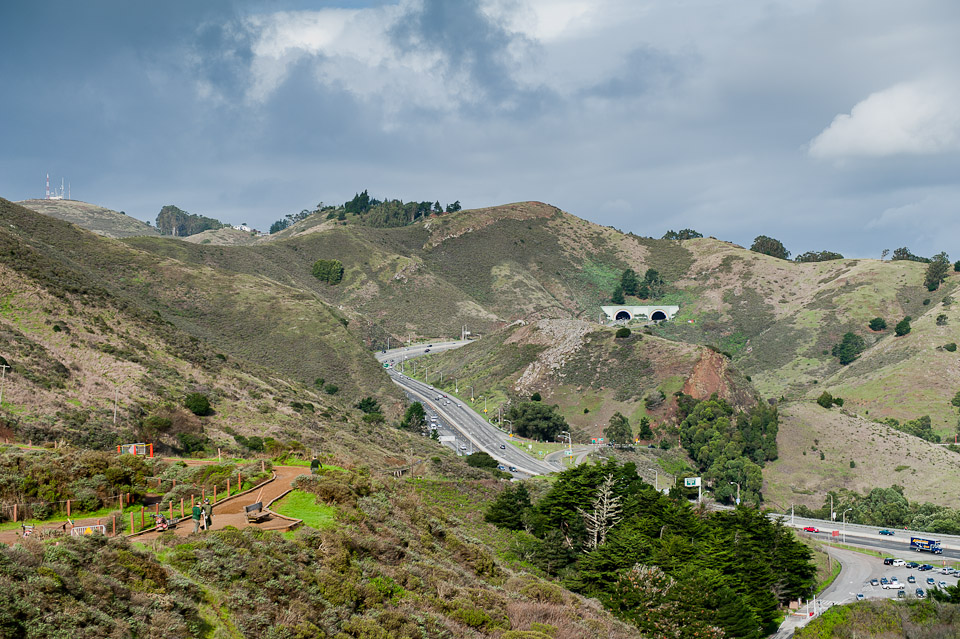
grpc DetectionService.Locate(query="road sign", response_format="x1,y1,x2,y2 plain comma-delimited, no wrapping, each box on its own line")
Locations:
684,477,701,488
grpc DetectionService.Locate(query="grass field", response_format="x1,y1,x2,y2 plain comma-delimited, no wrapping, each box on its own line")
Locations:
271,489,338,529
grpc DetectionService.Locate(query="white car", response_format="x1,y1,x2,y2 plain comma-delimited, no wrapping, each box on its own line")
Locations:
882,582,900,589
892,559,906,567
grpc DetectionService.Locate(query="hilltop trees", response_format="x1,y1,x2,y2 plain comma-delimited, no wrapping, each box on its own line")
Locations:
662,229,703,240
750,235,790,260
155,205,224,236
891,247,929,262
795,250,844,263
924,251,951,291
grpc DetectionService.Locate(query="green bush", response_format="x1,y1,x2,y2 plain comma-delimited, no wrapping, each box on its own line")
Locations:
184,392,212,416
311,259,344,285
868,317,887,331
895,318,912,336
143,415,172,431
817,391,834,409
615,327,631,338
466,452,499,469
530,392,541,402
323,383,339,395
945,343,957,352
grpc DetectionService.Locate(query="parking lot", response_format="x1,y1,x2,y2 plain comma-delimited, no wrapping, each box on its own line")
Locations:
858,559,959,601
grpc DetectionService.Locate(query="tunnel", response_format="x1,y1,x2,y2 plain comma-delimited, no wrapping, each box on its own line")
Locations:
615,310,632,321
651,310,667,321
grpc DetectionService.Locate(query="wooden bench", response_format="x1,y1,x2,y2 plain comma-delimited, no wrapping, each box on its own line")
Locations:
244,502,270,523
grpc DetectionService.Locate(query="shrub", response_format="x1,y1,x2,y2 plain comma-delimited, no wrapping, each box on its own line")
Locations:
955,260,960,272
615,327,631,338
355,397,381,414
869,317,887,331
831,332,866,365
937,314,948,326
894,319,911,336
466,452,499,469
817,391,834,409
530,392,541,402
143,415,172,431
184,393,212,416
945,343,957,352
323,383,339,395
850,460,856,468
923,298,931,305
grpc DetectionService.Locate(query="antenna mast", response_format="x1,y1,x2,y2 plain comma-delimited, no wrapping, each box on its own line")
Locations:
45,173,50,199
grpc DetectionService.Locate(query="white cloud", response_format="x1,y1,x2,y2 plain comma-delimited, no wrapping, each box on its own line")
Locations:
809,80,960,159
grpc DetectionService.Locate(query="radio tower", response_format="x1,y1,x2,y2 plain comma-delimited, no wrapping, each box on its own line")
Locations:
45,173,50,199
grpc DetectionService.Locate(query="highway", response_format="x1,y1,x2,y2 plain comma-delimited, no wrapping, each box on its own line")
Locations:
376,342,560,476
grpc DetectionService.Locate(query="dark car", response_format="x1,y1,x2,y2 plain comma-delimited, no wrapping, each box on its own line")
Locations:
879,529,895,536
908,575,916,583
907,562,919,569
508,466,517,473
424,348,431,353
499,444,506,449
883,558,894,565
897,589,905,598
916,588,925,598
927,577,936,585
919,565,934,571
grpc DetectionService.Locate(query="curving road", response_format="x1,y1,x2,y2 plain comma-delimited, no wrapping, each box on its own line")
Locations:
376,343,559,476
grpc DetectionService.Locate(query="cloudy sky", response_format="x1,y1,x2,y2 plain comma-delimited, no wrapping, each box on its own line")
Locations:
2,0,959,258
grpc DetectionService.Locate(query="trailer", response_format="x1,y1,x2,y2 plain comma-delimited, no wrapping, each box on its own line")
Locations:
910,536,943,554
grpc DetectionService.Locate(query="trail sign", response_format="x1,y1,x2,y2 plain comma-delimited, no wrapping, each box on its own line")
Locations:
684,477,701,488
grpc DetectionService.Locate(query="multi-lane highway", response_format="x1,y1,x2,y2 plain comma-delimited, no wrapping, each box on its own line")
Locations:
376,343,560,476
776,513,960,558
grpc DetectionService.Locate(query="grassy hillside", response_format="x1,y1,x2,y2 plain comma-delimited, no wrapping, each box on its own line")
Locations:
795,599,960,638
18,198,159,238
763,402,960,510
0,197,393,403
402,319,756,440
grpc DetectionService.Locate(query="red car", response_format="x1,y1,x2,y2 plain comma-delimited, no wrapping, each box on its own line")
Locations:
803,526,820,533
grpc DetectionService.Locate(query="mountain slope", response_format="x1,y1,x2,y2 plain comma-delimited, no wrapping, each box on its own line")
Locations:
18,198,159,238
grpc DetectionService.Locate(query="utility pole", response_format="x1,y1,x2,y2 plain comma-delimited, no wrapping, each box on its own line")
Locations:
387,336,390,350
842,508,852,544
113,387,119,424
0,364,9,406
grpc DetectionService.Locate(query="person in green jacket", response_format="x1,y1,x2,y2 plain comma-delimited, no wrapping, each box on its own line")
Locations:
202,499,213,530
192,502,203,533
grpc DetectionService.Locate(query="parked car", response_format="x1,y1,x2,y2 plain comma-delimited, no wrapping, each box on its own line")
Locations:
856,593,864,601
879,529,896,536
880,577,889,585
897,589,905,598
916,588,925,598
803,527,820,533
908,575,916,583
870,578,880,586
927,577,936,585
883,558,894,565
882,581,900,589
919,564,934,571
893,559,906,567
939,581,948,589
906,562,919,569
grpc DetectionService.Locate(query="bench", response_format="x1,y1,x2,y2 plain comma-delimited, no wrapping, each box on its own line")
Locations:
244,502,270,523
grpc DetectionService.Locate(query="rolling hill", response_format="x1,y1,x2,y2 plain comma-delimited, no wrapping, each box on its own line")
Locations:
17,198,159,238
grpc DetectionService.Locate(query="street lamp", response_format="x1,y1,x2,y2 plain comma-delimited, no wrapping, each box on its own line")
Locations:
468,385,475,401
729,481,741,506
650,468,659,492
842,508,853,543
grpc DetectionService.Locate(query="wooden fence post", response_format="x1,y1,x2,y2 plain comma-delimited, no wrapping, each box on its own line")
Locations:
169,502,173,520
227,479,230,496
13,504,16,522
238,473,242,491
130,511,134,532
141,506,144,528
191,495,194,508
214,485,217,503
112,516,116,536
180,498,184,518
67,500,71,517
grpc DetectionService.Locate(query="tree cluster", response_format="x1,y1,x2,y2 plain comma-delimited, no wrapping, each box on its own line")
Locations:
891,247,930,262
603,412,633,445
155,205,225,237
894,317,911,336
677,394,778,505
924,251,950,291
485,459,816,638
794,250,844,263
311,259,344,285
399,401,426,433
662,229,703,240
505,401,568,440
880,415,940,443
749,235,790,260
831,332,866,365
796,484,960,534
612,268,664,303
816,391,844,409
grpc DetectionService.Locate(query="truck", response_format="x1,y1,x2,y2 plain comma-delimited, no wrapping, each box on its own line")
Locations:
910,537,943,554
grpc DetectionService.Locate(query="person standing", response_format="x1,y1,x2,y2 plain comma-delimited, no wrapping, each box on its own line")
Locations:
202,498,213,530
310,456,321,475
192,501,203,534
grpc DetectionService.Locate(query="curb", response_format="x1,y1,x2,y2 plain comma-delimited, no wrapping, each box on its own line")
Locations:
263,488,303,531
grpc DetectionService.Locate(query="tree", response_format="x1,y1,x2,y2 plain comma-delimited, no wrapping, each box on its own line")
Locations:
816,391,834,409
604,412,633,445
269,219,291,234
794,250,844,263
530,392,542,401
433,200,442,213
892,247,929,263
615,327,631,338
155,205,225,237
955,260,960,272
506,401,569,440
662,229,703,240
937,314,948,326
312,259,344,285
638,416,653,440
831,332,866,365
184,392,212,416
951,391,960,408
578,474,623,550
611,287,625,304
445,200,461,213
750,236,790,260
485,483,532,530
881,249,890,260
868,317,887,331
620,269,639,296
895,318,912,336
400,402,426,432
466,451,499,469
924,252,950,291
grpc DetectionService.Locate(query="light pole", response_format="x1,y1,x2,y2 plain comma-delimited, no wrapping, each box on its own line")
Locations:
502,419,513,435
729,481,741,506
650,468,659,492
842,508,853,544
468,386,475,401
830,494,835,521
455,378,459,393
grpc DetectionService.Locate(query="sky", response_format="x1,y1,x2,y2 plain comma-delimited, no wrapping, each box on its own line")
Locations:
2,0,959,259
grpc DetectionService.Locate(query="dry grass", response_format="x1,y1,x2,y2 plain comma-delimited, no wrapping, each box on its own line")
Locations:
764,402,960,509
